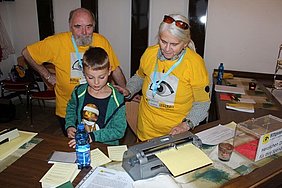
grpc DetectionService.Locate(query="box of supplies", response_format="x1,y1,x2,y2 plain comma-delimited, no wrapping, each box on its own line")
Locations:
233,114,282,161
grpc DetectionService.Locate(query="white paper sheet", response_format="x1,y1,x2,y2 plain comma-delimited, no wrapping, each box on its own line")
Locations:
196,123,236,145
48,151,76,164
76,167,133,188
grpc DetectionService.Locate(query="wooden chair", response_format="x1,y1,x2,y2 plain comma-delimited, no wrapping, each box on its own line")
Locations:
29,63,56,126
0,56,40,114
272,44,282,91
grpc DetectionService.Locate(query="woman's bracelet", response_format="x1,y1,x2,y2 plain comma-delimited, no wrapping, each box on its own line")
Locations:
124,92,131,100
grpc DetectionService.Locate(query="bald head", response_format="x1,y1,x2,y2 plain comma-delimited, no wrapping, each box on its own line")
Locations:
69,8,95,46
69,8,95,25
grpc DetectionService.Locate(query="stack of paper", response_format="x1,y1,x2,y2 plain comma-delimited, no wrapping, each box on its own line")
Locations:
0,130,37,160
226,102,254,113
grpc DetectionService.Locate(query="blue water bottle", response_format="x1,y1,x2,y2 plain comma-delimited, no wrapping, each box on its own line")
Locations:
217,63,224,85
75,123,91,169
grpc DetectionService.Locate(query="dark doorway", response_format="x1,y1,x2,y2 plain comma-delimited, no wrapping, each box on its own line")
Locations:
81,0,99,33
189,0,208,57
36,0,54,40
131,0,149,76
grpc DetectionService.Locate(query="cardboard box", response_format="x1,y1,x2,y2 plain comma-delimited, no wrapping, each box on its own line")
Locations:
233,115,282,161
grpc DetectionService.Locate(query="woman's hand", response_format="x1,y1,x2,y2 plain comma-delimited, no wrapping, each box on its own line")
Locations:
132,94,141,102
114,85,130,97
67,127,76,139
170,122,190,135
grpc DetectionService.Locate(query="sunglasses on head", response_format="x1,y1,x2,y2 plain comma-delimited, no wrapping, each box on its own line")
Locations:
163,15,189,30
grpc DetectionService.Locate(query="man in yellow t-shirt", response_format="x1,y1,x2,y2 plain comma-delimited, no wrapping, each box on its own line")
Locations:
22,8,126,136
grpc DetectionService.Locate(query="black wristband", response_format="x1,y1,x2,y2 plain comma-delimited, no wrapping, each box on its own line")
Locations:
182,118,194,129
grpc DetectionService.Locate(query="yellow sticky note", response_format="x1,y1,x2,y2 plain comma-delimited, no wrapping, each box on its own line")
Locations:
107,145,127,161
40,163,79,187
90,148,112,168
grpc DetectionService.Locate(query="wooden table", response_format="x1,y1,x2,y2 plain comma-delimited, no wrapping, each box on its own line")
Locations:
0,132,106,187
0,70,281,188
201,70,282,188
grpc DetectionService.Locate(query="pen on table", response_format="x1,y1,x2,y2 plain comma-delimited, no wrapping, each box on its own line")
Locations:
230,95,240,102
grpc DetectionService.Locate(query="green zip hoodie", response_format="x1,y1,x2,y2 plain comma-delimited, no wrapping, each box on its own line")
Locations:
65,83,126,145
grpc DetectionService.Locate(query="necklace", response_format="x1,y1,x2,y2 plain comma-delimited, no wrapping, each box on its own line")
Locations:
152,49,186,97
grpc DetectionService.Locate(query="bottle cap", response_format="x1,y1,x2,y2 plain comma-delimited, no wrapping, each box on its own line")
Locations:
77,123,84,130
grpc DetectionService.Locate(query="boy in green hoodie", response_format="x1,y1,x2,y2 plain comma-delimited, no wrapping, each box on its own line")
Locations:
66,47,126,146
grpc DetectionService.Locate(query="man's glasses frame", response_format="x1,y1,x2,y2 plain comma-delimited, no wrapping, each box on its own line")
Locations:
163,15,190,30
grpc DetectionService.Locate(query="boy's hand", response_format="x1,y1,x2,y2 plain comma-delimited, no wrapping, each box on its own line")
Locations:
67,127,76,139
68,139,76,148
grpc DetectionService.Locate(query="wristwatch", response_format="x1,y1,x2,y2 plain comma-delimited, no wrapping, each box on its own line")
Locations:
182,118,194,130
124,92,131,100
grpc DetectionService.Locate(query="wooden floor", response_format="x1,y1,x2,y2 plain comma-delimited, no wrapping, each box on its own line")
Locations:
0,99,137,146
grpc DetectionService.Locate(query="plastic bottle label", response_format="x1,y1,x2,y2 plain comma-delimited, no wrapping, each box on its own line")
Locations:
76,144,91,167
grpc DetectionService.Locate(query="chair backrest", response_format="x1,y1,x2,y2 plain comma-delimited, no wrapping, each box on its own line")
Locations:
125,100,139,135
14,56,35,82
17,56,28,67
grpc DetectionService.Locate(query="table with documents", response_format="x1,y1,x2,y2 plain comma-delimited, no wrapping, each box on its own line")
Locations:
0,122,282,187
207,70,282,187
1,72,282,188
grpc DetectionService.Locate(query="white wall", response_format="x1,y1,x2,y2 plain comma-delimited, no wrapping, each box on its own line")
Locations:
0,2,14,80
53,0,80,33
149,0,189,46
0,0,39,80
205,0,282,79
98,0,131,80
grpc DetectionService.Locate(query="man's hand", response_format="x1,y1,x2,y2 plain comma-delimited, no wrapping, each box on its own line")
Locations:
170,122,190,135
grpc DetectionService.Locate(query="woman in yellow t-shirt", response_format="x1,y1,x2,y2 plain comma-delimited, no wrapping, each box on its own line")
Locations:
116,14,210,141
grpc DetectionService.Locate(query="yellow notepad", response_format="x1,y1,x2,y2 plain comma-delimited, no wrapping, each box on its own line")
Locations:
155,143,212,176
226,102,254,113
0,130,37,160
40,163,80,188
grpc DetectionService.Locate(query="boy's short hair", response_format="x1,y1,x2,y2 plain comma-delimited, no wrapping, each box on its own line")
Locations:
83,47,109,70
